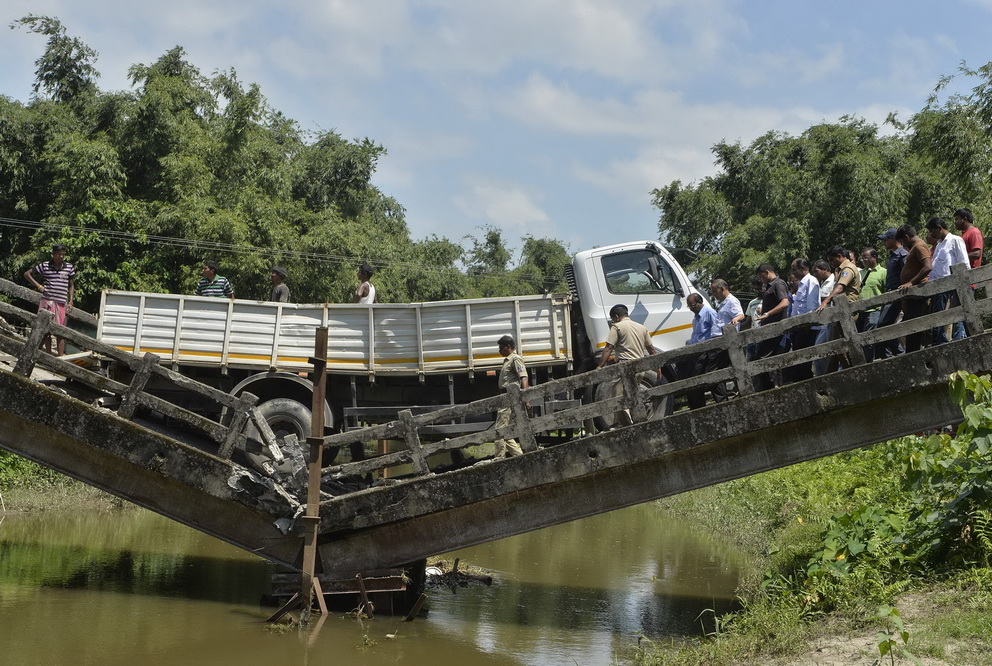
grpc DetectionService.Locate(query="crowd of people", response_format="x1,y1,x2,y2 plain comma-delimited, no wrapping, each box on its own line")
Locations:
682,208,985,399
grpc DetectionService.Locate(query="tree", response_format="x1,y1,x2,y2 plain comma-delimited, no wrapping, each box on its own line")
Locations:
655,119,912,290
11,15,99,105
1,15,564,311
512,235,570,293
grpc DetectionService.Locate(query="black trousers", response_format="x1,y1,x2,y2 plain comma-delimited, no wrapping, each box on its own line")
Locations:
783,326,816,382
753,335,782,391
901,297,928,353
679,349,730,409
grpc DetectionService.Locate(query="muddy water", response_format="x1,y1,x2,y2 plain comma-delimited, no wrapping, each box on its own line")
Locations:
0,502,748,664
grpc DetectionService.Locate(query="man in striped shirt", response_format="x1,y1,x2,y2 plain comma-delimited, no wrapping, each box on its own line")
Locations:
23,243,76,356
194,260,234,299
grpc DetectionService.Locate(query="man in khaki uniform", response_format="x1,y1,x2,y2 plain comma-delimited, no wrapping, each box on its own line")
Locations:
596,304,660,426
493,335,528,458
816,245,862,371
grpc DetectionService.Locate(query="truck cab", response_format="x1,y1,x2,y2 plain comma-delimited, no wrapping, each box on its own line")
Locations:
569,241,697,362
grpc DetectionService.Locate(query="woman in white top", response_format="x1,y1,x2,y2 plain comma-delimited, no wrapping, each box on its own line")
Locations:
356,264,377,304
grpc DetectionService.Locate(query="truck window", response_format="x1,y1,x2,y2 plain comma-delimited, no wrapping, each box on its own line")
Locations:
601,249,678,295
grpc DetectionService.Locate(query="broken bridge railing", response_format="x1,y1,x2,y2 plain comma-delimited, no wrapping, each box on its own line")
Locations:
0,299,283,463
319,262,992,483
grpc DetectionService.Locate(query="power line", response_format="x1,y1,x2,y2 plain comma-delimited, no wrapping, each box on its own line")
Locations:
0,216,567,284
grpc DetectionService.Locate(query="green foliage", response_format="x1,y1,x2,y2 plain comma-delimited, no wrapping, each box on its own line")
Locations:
11,15,99,104
0,451,64,488
647,372,992,665
873,604,920,666
654,62,992,291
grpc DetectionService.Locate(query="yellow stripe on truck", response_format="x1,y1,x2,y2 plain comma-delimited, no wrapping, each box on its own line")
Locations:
595,322,693,349
113,346,568,366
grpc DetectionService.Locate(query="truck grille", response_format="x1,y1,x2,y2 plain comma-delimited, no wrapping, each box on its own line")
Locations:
564,264,579,301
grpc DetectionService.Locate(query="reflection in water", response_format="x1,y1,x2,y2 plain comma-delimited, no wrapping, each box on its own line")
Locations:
434,504,747,665
0,503,748,664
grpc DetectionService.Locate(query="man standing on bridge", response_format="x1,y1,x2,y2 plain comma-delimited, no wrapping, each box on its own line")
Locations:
873,228,908,359
493,335,528,458
895,225,932,353
23,243,76,356
753,264,790,390
925,216,969,345
682,292,722,409
597,304,660,426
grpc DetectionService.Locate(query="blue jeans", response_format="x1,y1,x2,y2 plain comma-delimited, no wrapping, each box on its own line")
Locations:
930,291,960,345
856,309,880,362
813,326,831,376
873,302,904,358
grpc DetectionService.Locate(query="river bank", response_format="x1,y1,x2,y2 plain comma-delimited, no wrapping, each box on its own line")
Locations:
0,454,122,514
638,378,992,666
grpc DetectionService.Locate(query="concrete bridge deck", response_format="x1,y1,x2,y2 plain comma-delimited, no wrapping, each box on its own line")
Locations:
1,263,991,577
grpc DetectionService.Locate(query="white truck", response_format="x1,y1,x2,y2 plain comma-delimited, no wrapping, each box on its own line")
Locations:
96,240,698,452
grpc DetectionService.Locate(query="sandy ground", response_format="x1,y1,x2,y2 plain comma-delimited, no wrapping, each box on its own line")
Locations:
776,593,969,666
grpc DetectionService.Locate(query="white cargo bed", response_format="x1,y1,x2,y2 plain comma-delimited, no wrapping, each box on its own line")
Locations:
97,291,572,375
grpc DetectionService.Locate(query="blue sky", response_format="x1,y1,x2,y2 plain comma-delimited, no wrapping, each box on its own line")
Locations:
1,1,989,260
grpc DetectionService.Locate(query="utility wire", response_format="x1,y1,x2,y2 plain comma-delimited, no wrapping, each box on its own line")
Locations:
0,216,567,284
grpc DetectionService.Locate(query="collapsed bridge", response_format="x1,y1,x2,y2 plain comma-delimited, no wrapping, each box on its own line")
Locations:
1,263,990,581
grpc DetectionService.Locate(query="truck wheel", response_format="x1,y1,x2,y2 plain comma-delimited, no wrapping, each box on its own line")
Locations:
592,372,671,431
256,398,312,442
646,374,673,421
243,398,312,499
592,381,618,431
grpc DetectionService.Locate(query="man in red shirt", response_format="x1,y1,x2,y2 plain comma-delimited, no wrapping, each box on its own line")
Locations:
953,208,983,340
954,208,984,268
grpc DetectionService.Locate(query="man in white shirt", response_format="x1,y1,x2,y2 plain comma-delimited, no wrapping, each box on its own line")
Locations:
925,216,969,344
708,279,745,402
786,259,822,381
811,260,835,376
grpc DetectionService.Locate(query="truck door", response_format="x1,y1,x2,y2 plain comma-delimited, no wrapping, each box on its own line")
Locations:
593,246,695,353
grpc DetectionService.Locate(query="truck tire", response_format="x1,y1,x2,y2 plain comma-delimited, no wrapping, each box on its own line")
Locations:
591,372,671,431
256,398,312,442
592,380,619,431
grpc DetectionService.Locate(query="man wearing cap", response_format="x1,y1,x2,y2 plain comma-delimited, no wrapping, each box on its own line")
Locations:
194,260,234,299
493,335,528,457
597,304,660,426
873,228,908,358
269,266,291,303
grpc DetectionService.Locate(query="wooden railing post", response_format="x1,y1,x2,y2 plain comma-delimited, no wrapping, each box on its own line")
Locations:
836,299,867,366
399,409,429,475
14,309,52,377
117,352,160,420
218,392,259,459
721,324,754,396
619,366,648,423
248,407,286,462
506,382,538,453
952,263,983,337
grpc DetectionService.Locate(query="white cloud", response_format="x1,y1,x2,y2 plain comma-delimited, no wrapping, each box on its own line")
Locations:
373,129,474,188
453,181,551,230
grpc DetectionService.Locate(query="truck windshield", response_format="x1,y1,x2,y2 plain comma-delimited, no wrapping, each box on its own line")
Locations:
601,249,678,295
